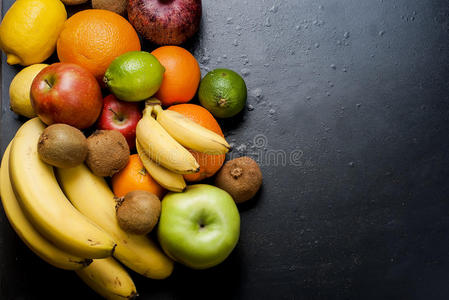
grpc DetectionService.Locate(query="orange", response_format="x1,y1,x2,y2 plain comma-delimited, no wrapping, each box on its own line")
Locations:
111,154,165,198
57,9,141,82
168,104,225,182
151,46,201,106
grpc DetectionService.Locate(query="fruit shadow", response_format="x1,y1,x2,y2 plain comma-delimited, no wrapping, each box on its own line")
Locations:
131,240,244,300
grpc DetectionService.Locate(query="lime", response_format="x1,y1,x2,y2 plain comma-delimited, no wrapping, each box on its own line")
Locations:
198,69,247,118
9,63,48,118
104,51,165,102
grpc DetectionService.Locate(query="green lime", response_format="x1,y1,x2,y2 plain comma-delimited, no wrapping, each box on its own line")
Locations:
198,68,247,118
104,51,165,102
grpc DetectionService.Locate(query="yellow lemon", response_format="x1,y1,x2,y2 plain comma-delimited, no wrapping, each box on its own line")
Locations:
9,64,49,118
0,0,66,66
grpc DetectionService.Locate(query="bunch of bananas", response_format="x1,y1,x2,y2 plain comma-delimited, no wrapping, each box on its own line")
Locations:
0,118,174,299
136,98,230,192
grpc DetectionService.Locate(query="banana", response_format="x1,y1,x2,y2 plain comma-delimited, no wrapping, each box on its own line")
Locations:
154,105,230,154
76,258,137,300
136,104,199,174
9,118,116,259
136,140,186,192
56,164,174,279
1,142,91,270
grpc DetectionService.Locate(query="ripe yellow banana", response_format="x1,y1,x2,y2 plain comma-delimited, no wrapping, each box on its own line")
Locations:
9,118,116,259
76,257,137,300
136,140,186,192
1,142,91,270
56,164,174,279
154,105,230,154
136,104,199,174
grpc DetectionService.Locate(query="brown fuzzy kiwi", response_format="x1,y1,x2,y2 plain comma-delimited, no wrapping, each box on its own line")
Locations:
86,130,130,177
214,156,262,203
38,124,88,168
116,190,161,235
92,0,127,16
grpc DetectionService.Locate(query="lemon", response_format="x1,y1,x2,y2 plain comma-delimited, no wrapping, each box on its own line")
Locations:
0,0,67,66
10,64,49,118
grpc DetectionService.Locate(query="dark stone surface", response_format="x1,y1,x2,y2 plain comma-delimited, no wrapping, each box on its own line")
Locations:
2,0,449,299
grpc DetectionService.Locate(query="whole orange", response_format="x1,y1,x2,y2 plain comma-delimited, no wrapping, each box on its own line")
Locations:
168,104,225,182
151,46,201,106
111,154,165,198
57,9,141,82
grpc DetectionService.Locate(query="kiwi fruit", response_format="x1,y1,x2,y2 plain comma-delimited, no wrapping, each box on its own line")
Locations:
116,190,161,235
86,130,130,177
38,124,88,168
92,0,127,16
214,156,262,203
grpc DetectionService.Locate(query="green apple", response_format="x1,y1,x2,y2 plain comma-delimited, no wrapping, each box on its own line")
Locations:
157,184,240,269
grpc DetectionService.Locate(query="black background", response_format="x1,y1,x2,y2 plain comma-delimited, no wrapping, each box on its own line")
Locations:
2,0,449,299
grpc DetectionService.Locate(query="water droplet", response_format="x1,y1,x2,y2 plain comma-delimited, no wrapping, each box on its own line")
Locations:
200,55,210,64
222,54,228,59
236,144,247,152
328,81,334,87
264,63,270,67
312,20,318,25
378,30,385,36
336,40,342,45
226,17,233,24
232,39,239,46
326,92,331,97
235,25,242,31
348,161,355,167
247,104,254,111
342,67,347,72
306,96,312,101
356,103,361,108
241,68,250,77
269,5,278,13
264,17,271,27
314,43,320,48
251,88,263,99
330,64,336,70
344,31,350,39
318,4,324,10
269,108,276,114
295,25,301,30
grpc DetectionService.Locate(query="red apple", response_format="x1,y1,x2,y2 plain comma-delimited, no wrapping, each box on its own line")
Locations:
30,63,103,130
128,0,202,45
97,95,142,149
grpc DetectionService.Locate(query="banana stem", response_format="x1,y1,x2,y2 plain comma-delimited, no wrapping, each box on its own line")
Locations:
145,98,161,108
152,105,163,116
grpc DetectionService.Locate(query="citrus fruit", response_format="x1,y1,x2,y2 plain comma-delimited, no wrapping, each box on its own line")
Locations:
0,0,66,66
198,68,247,118
56,9,141,82
151,46,201,106
167,104,225,182
104,51,165,102
9,64,48,118
112,154,165,198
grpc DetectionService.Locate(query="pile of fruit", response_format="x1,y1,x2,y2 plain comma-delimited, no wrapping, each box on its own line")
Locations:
0,0,262,299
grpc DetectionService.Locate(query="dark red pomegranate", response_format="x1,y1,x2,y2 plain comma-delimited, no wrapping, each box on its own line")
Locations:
128,0,202,45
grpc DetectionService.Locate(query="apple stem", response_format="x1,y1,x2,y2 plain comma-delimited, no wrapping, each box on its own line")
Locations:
109,108,124,122
44,79,53,89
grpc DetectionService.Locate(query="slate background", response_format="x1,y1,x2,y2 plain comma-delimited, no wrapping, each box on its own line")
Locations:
1,0,449,299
